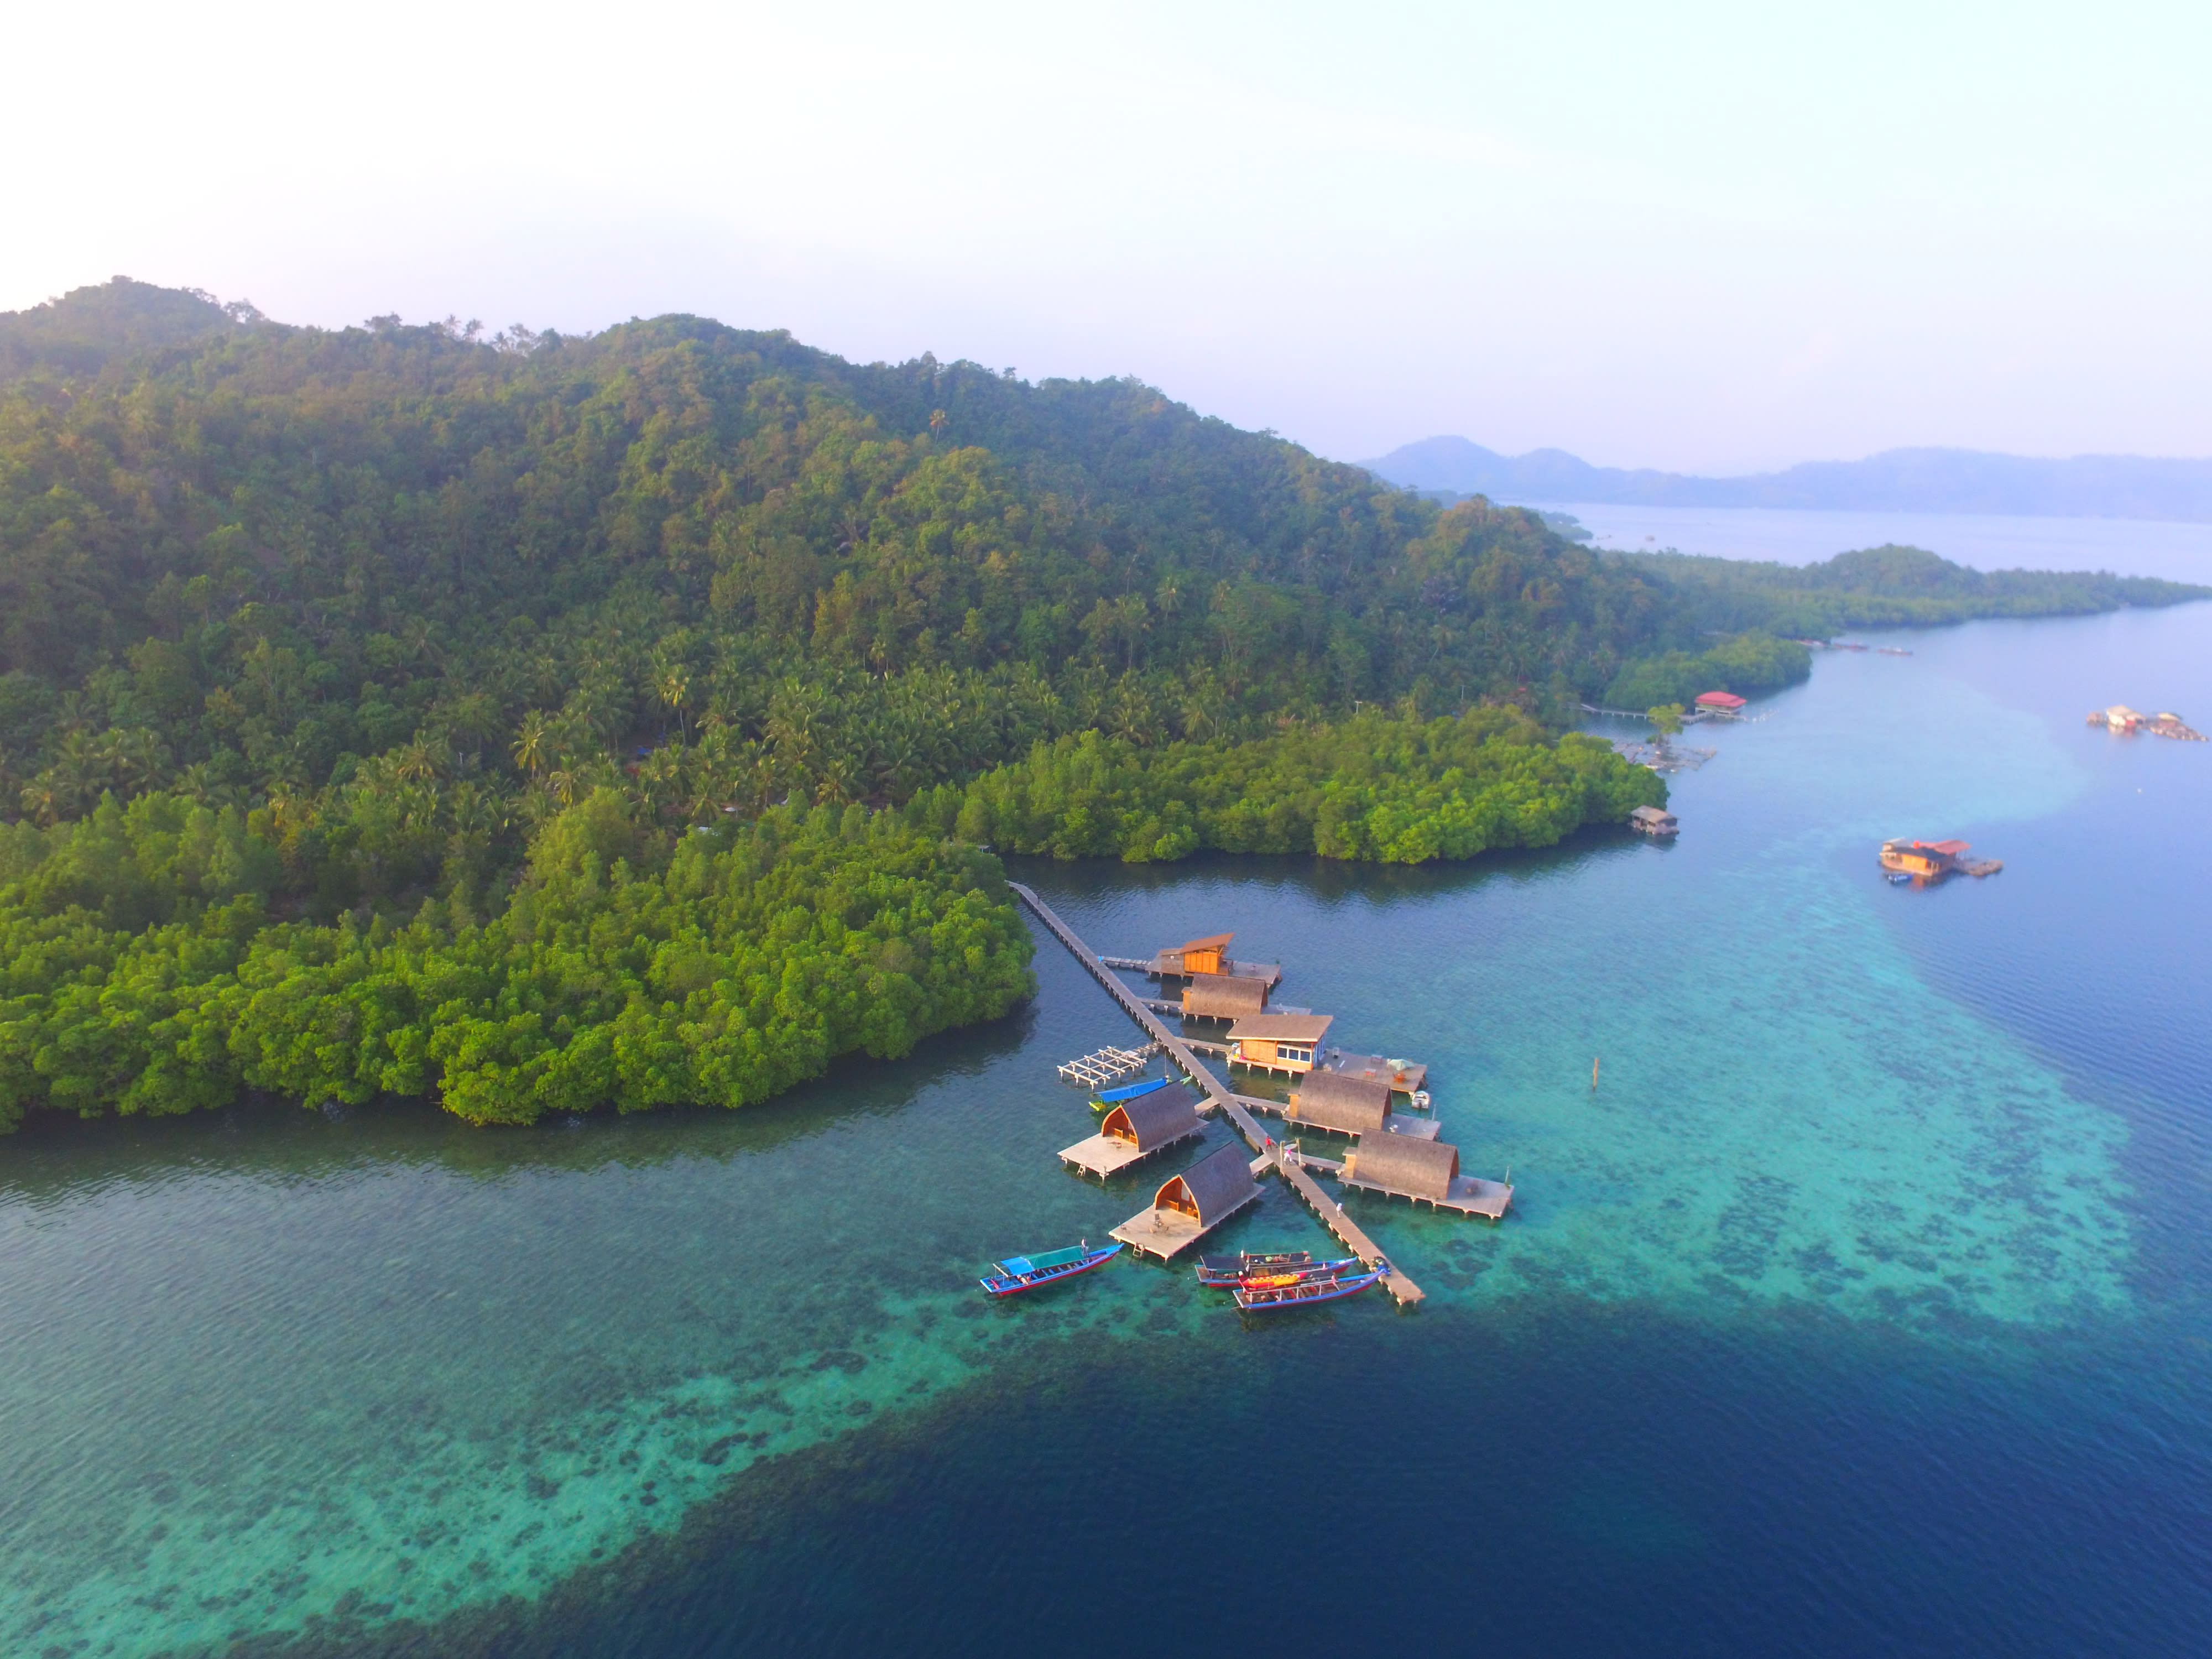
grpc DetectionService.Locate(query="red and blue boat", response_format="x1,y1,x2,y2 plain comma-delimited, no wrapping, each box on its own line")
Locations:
1196,1251,1355,1286
978,1240,1122,1297
1232,1264,1387,1312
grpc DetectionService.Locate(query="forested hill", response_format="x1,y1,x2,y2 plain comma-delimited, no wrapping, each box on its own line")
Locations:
0,279,2194,1135
0,278,1682,822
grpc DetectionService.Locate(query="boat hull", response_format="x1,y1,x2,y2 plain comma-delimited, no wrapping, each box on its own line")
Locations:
1232,1267,1384,1312
979,1243,1123,1297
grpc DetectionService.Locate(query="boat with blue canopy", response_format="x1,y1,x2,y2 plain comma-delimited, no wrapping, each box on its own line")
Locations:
978,1240,1123,1297
1091,1074,1171,1111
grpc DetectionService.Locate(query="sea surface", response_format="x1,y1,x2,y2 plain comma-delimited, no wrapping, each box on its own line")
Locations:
1518,499,2212,584
4,599,2211,1657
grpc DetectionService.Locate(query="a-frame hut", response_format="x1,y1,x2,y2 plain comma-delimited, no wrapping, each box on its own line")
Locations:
1060,1083,1203,1178
1285,1070,1391,1136
1110,1142,1262,1259
1341,1136,1459,1202
1102,1083,1203,1152
1183,973,1269,1020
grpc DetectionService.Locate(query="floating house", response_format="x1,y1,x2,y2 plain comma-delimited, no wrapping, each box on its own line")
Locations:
1060,1082,1206,1180
1694,690,1747,714
1336,1135,1514,1220
1628,805,1678,837
1880,838,2004,880
2088,705,2206,740
1227,1013,1333,1076
1109,1142,1263,1259
1183,973,1270,1020
1285,1070,1392,1136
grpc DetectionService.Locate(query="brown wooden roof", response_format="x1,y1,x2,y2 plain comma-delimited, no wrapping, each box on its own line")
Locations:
1230,1013,1334,1042
1184,975,1270,1016
1154,1142,1258,1226
1344,1136,1459,1200
1102,1084,1203,1152
1180,932,1234,952
1286,1071,1391,1133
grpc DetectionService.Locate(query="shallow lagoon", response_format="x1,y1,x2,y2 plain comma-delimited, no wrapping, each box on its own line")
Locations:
3,603,2209,1657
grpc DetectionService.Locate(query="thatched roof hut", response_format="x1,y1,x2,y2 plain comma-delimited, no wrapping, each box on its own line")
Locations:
1183,974,1269,1019
1286,1070,1391,1135
1101,1083,1203,1152
1342,1136,1459,1201
1152,1143,1259,1226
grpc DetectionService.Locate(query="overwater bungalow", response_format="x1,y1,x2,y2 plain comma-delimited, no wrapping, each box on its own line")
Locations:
1183,973,1270,1020
1880,838,2003,880
1060,1082,1206,1180
1284,1070,1391,1136
1138,932,1284,989
1694,690,1747,714
1337,1135,1514,1220
1109,1142,1263,1259
1629,805,1678,837
1227,1013,1333,1076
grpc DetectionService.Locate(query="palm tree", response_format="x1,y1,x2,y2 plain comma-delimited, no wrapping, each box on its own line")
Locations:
928,409,948,438
512,711,551,776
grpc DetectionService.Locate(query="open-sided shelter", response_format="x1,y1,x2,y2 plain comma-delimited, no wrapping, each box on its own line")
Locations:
1342,1135,1460,1201
1286,1070,1392,1135
1183,974,1269,1019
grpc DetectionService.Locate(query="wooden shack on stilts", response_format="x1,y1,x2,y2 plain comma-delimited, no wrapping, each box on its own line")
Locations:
1182,974,1270,1021
1335,1135,1514,1220
1284,1071,1392,1137
1058,1083,1206,1179
1110,1142,1262,1259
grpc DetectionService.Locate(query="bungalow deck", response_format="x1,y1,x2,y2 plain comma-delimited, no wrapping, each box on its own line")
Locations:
1296,1148,1514,1220
1058,1121,1204,1180
1101,953,1285,989
1108,1187,1263,1260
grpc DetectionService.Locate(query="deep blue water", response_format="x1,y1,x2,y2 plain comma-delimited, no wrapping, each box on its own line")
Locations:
3,602,2209,1658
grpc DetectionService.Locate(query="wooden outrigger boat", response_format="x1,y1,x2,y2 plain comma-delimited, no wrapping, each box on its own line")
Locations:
1194,1249,1316,1285
1198,1255,1357,1288
978,1241,1122,1297
1232,1265,1387,1312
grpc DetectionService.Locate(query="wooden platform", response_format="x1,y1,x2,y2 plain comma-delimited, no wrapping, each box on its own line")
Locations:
1110,954,1284,988
1058,1123,1203,1180
1323,1158,1514,1220
1009,884,1424,1306
1109,1186,1261,1259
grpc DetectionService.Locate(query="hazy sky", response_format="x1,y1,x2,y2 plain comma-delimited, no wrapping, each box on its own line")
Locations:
7,1,2206,472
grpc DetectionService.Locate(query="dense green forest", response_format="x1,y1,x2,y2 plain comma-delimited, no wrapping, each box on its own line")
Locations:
0,278,2199,1133
1617,545,2207,638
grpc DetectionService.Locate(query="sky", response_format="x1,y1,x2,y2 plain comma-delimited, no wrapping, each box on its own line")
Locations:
6,0,2208,474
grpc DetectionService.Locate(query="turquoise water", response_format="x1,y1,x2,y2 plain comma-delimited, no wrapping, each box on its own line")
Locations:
3,603,2209,1656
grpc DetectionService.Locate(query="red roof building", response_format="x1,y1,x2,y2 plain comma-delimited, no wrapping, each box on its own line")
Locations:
1694,690,1747,710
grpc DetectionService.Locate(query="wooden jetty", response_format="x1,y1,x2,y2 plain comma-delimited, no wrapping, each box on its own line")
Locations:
1009,883,1423,1305
1060,1084,1206,1180
1056,1044,1159,1088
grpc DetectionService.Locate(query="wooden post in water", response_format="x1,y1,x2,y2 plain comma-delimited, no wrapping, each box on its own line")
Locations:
1592,1055,1600,1092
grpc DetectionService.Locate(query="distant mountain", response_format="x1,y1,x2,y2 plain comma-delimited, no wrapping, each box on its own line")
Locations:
0,277,248,380
1360,436,2212,523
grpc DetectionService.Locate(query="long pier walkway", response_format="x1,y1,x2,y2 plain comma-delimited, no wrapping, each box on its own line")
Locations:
1009,881,1423,1307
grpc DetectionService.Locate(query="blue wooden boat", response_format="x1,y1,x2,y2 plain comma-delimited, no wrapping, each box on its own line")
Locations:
978,1241,1122,1297
1091,1075,1170,1112
1232,1265,1386,1312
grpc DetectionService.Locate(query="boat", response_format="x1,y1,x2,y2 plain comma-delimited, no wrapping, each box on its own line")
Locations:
1235,1260,1359,1291
1091,1074,1171,1112
978,1241,1122,1297
1232,1266,1387,1311
1885,870,1912,884
1408,1089,1432,1110
1194,1249,1314,1285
